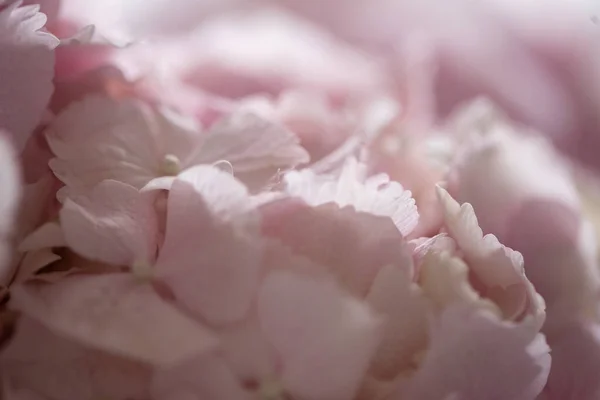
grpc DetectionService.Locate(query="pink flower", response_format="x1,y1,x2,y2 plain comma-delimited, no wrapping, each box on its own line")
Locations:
6,2,600,399
18,148,548,400
446,100,600,399
0,0,58,151
45,95,309,198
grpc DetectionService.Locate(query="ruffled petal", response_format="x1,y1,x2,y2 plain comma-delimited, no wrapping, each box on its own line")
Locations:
261,199,412,296
436,186,535,321
284,158,419,236
404,305,550,400
0,1,59,150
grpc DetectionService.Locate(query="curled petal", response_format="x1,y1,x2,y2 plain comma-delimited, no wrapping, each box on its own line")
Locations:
436,186,536,321
404,304,550,400
18,221,64,252
541,322,600,400
419,251,501,317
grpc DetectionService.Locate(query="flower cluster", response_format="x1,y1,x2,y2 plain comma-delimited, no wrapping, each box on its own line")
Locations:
1,0,600,399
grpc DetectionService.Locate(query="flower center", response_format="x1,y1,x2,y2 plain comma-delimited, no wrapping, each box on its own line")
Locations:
259,378,287,400
161,154,181,176
131,260,154,282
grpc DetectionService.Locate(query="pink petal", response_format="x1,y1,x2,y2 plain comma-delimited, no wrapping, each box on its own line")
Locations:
20,128,54,184
187,111,309,190
10,273,218,366
404,305,550,400
18,221,64,252
237,90,352,163
284,158,419,236
1,317,152,400
49,65,136,114
436,186,534,321
151,353,251,400
504,200,600,324
0,1,59,151
410,233,457,270
14,248,61,282
59,180,158,266
218,319,279,386
258,270,382,400
165,165,255,223
540,323,600,400
52,23,118,80
172,9,387,100
449,115,600,321
22,0,60,22
448,118,579,240
155,170,261,326
16,173,56,243
366,264,429,379
261,199,413,296
419,251,501,317
46,95,201,195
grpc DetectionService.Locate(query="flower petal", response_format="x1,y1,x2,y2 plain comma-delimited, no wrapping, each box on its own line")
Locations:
284,158,419,236
436,186,533,321
18,221,64,252
258,270,382,400
10,273,218,366
419,251,501,317
188,111,309,190
155,168,261,326
541,323,600,400
46,95,201,195
366,264,429,379
0,1,59,150
151,353,251,400
1,316,152,400
59,179,158,266
404,304,550,400
261,199,412,296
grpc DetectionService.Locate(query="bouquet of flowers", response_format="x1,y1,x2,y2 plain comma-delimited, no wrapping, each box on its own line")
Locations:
1,0,600,399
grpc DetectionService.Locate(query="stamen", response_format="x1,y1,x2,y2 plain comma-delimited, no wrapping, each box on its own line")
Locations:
161,154,181,176
131,260,154,282
259,378,286,400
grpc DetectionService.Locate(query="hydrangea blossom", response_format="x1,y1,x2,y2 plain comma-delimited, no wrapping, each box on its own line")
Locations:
1,0,600,399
